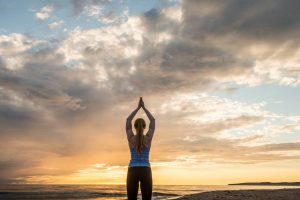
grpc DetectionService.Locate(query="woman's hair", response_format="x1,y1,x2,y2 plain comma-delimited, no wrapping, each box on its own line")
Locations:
134,118,146,155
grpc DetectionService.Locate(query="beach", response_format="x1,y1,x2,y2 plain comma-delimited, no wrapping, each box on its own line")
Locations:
1,185,300,199
174,189,300,200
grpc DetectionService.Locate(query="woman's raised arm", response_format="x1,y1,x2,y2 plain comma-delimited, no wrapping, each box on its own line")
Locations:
142,104,155,140
126,103,141,141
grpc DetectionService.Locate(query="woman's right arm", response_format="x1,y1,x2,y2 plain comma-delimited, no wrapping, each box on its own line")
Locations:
142,105,155,140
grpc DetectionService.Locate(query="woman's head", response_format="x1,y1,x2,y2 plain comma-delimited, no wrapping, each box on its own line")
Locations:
134,118,146,155
134,118,146,132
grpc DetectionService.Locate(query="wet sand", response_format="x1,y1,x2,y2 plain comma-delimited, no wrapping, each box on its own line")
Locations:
174,188,300,200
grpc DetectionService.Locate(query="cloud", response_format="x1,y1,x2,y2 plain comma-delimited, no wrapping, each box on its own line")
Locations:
0,31,128,183
35,5,54,20
0,52,85,112
181,0,300,42
179,0,300,86
48,20,64,30
157,135,300,165
70,0,108,15
70,0,127,25
83,4,129,24
150,91,300,164
0,33,44,69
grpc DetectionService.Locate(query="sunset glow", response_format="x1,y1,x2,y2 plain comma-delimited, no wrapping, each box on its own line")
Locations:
1,0,300,185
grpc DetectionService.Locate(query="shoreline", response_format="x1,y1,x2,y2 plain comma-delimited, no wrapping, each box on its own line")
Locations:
171,188,300,200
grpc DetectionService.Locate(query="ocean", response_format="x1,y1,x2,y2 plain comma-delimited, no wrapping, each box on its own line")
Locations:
1,184,300,200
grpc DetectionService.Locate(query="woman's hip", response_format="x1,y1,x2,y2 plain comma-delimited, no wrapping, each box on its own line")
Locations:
127,166,152,177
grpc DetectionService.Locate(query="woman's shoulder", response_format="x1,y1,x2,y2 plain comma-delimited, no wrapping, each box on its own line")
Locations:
144,137,151,149
128,136,151,149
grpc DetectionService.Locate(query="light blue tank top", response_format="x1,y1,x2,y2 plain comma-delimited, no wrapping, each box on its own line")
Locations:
129,145,150,167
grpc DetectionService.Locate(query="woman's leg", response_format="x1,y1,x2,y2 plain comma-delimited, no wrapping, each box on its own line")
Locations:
140,167,152,200
127,167,139,200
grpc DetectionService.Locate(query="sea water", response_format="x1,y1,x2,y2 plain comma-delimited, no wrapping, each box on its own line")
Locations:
0,184,300,200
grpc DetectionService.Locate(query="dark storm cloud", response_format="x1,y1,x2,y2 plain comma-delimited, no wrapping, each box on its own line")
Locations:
182,0,300,41
141,8,178,33
133,0,300,88
146,0,300,85
160,38,253,73
135,7,254,90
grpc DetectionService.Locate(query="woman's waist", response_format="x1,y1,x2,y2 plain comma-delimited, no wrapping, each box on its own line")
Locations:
128,161,151,167
130,156,150,161
128,165,151,169
130,151,150,158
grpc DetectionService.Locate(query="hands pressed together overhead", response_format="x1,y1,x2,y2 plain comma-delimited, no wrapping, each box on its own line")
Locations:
126,97,155,123
138,97,145,109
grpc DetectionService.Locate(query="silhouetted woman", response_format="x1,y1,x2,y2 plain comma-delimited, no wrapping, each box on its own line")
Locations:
126,97,155,200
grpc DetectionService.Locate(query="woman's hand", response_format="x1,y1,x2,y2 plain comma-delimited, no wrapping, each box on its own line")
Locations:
138,97,144,109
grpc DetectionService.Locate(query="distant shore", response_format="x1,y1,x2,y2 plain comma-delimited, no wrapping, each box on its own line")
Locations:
173,189,300,200
228,182,300,186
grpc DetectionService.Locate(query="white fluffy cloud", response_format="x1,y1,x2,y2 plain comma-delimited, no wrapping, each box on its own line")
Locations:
48,20,64,30
0,33,44,69
35,5,54,20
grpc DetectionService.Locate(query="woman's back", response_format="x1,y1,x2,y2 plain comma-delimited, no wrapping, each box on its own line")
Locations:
129,145,150,167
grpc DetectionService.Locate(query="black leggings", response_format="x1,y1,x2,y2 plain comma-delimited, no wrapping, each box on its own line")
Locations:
126,166,152,200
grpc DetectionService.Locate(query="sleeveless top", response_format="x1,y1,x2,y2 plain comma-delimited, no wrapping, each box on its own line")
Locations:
128,145,151,167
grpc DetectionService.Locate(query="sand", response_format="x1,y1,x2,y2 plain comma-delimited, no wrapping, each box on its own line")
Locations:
174,189,300,200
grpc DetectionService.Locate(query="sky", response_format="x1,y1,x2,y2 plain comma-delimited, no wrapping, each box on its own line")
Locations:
0,0,300,185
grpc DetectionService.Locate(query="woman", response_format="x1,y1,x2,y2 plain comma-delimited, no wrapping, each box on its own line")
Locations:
126,97,156,200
